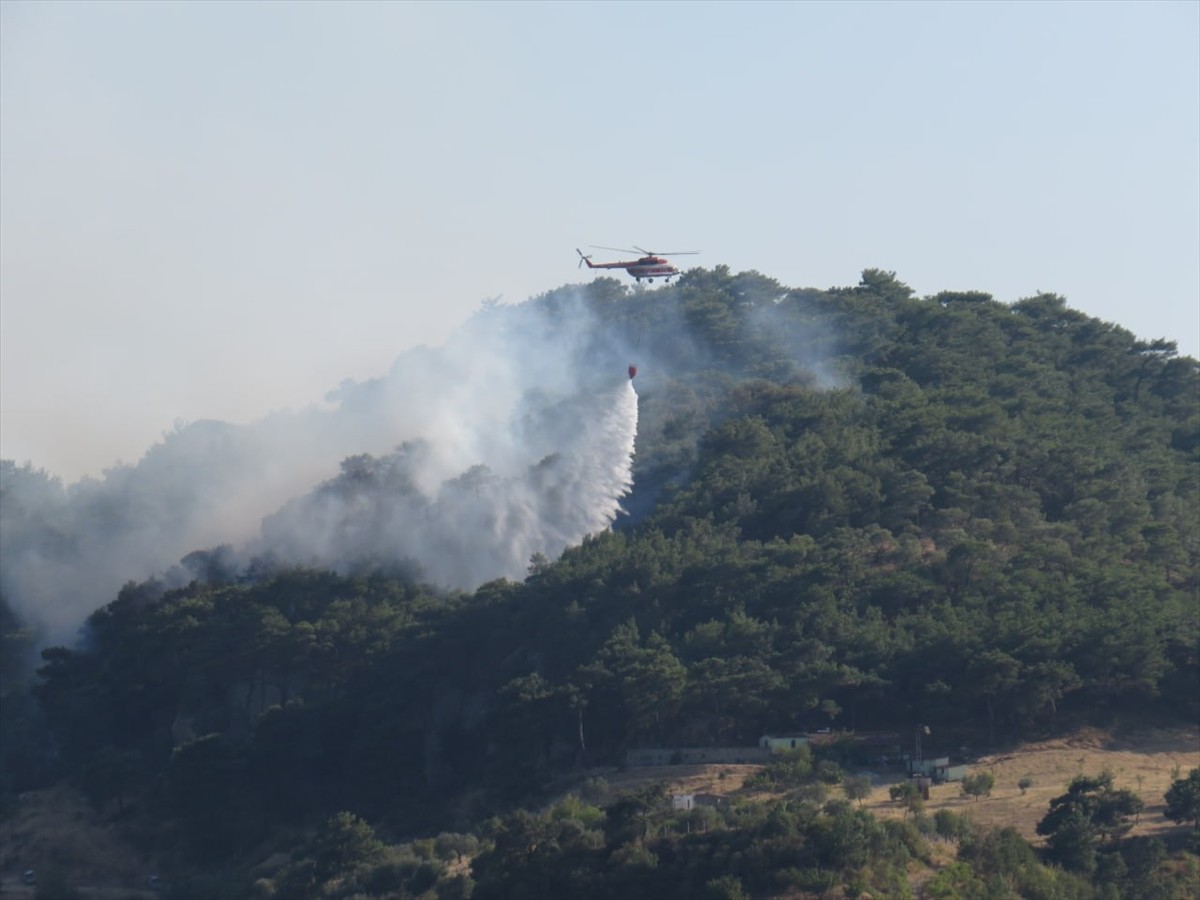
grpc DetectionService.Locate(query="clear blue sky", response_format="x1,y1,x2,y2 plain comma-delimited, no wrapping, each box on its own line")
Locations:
2,0,1197,481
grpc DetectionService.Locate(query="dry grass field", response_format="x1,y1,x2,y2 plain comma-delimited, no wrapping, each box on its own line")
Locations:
859,726,1200,842
597,726,1199,846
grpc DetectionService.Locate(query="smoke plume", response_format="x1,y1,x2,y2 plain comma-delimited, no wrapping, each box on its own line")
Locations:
0,290,640,644
261,380,637,588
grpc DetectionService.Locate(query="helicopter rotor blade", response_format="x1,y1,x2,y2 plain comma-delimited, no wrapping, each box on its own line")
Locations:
591,245,641,255
631,245,699,256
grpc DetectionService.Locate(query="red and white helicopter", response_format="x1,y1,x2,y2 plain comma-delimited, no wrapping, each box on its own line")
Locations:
576,245,699,283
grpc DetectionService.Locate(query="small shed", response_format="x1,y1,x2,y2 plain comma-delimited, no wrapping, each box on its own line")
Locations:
907,756,968,783
936,763,969,783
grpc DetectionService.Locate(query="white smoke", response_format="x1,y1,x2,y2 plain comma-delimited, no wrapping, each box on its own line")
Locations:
0,289,641,644
261,379,638,588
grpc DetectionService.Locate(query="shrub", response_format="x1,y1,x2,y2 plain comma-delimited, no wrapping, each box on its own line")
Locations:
705,874,749,900
961,771,995,801
933,808,972,842
815,759,844,785
843,774,872,805
744,746,814,789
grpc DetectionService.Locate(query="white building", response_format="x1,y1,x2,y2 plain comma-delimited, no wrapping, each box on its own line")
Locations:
672,794,695,811
759,733,811,754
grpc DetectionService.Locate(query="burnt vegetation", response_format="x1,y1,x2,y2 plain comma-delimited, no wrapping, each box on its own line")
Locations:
2,267,1198,897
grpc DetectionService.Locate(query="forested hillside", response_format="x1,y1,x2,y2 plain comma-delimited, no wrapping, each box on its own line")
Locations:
2,267,1197,898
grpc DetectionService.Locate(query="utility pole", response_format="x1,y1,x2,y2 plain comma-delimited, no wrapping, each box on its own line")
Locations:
913,724,933,799
914,724,930,771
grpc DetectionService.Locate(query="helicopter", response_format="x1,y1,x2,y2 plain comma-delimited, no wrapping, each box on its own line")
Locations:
576,245,699,283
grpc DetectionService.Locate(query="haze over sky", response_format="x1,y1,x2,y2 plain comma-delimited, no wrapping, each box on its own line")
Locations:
2,0,1197,482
